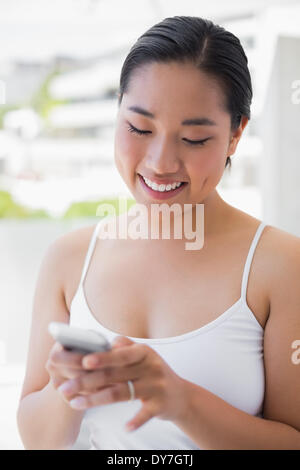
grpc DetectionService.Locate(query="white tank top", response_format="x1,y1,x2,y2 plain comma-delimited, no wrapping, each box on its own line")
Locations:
69,218,266,450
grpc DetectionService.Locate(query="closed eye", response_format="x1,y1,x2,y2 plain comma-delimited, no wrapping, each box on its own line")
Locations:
126,122,211,146
182,137,211,146
127,122,151,136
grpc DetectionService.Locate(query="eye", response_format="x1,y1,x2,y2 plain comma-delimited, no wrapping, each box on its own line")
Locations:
182,137,211,146
126,122,211,146
127,122,151,136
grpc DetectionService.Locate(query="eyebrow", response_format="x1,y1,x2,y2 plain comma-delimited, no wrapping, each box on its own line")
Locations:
127,105,217,126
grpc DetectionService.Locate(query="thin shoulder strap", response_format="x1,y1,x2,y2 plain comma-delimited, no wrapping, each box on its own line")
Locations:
79,218,106,286
241,221,266,301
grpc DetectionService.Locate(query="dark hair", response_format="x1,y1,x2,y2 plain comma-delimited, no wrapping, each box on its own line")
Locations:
117,16,253,170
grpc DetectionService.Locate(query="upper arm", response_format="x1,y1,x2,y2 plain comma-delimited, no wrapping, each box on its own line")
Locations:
262,232,300,432
18,235,72,402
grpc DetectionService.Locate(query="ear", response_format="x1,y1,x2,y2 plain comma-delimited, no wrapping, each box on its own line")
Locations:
227,115,249,157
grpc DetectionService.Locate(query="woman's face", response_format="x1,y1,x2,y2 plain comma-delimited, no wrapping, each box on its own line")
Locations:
114,61,247,208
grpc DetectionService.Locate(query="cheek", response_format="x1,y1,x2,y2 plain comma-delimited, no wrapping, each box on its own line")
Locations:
189,145,223,176
185,142,227,194
114,127,141,172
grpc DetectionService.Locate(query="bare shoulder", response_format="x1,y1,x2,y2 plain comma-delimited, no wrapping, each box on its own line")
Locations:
52,222,98,257
228,206,300,321
51,222,99,312
257,223,300,326
261,223,300,253
232,202,300,273
260,224,300,279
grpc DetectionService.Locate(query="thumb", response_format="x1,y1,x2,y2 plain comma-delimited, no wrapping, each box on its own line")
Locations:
111,335,134,349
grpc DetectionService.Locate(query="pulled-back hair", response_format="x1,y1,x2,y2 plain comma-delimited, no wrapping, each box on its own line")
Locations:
117,16,253,170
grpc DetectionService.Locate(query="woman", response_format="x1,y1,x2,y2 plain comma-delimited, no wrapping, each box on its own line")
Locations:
17,16,300,450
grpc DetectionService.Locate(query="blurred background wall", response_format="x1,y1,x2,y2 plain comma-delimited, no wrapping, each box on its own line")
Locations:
0,0,299,449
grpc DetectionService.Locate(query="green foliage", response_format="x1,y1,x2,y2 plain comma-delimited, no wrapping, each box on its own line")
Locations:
62,198,137,219
0,68,68,129
0,189,136,219
0,190,49,218
31,69,69,122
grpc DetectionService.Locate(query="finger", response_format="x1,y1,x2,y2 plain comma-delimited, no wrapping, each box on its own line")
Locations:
82,341,148,370
49,375,64,389
58,362,143,399
125,405,155,432
68,380,138,410
49,342,87,369
46,360,86,382
111,336,135,348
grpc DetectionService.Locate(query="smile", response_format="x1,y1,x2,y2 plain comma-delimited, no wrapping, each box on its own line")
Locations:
138,174,187,199
142,175,183,192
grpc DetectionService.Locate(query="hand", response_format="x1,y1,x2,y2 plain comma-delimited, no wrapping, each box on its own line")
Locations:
45,341,91,404
57,336,188,431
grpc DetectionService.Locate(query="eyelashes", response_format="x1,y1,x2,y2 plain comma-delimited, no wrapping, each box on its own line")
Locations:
127,123,151,136
126,122,211,147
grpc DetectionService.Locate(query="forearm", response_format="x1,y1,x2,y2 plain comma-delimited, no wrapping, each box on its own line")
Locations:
173,379,300,450
17,381,85,450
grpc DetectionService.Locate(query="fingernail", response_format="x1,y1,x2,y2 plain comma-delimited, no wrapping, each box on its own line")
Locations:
69,397,86,409
58,382,74,394
83,357,98,368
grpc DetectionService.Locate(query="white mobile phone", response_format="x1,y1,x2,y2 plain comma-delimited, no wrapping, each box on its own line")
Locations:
48,322,111,354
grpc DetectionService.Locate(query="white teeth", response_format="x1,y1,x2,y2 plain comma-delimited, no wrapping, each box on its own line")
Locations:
142,176,183,192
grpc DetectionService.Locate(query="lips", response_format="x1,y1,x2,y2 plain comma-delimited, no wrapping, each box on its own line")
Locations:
138,173,186,186
138,173,187,200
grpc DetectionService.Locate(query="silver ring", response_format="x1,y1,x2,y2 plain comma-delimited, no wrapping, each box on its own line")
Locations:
127,380,135,401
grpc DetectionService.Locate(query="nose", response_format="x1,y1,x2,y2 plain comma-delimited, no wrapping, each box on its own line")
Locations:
144,137,181,176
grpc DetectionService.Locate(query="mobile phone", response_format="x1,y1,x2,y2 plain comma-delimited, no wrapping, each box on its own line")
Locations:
48,322,111,354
